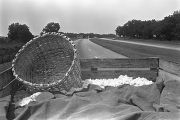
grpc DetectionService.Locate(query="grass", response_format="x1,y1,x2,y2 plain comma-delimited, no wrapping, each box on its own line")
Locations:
0,41,24,49
0,40,23,64
114,38,180,46
90,38,180,64
0,38,24,56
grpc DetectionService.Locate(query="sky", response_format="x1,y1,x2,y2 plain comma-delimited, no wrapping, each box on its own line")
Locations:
0,0,180,36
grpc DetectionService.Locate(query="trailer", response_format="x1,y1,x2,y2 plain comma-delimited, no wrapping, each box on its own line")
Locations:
0,57,180,97
0,58,180,119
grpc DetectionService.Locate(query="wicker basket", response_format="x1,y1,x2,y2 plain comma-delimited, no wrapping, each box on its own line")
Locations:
12,33,82,93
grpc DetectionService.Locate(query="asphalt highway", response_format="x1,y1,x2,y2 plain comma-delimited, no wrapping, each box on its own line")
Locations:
75,39,127,59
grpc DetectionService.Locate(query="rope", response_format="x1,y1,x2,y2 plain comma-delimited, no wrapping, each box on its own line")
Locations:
0,78,17,92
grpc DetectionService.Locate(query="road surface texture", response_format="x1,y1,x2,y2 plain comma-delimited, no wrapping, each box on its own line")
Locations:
75,39,127,59
90,38,180,64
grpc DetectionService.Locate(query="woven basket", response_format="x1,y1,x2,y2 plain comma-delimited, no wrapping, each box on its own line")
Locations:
12,33,82,93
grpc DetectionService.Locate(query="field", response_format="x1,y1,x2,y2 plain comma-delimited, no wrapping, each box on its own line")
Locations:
0,40,23,64
90,38,180,64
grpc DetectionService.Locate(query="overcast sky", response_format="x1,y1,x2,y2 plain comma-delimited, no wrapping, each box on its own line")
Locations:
0,0,180,36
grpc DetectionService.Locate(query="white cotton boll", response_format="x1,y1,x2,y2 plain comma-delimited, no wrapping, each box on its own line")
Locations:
19,97,33,107
86,75,153,88
18,92,42,106
30,92,42,100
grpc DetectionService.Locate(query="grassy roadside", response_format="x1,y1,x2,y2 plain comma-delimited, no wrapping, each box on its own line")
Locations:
0,41,24,64
90,38,180,64
114,38,180,46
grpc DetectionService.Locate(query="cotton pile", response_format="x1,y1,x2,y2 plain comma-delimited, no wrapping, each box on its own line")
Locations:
18,75,153,107
18,92,42,106
85,75,153,88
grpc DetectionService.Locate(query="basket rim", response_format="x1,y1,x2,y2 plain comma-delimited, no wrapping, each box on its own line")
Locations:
12,32,78,88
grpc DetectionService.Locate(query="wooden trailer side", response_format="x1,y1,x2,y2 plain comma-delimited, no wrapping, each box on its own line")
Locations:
80,58,159,82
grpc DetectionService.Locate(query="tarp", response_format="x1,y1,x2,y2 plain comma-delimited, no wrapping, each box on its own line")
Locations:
15,79,180,120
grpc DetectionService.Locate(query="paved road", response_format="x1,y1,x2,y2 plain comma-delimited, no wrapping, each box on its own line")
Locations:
75,39,127,59
102,38,180,51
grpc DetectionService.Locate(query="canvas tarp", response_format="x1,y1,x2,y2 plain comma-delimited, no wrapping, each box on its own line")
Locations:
14,79,180,120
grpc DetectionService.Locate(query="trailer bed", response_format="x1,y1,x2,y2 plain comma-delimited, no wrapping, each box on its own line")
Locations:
0,58,180,120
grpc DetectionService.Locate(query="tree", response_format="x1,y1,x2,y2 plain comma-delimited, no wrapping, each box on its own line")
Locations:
41,22,60,35
8,23,33,42
115,10,180,40
115,26,122,37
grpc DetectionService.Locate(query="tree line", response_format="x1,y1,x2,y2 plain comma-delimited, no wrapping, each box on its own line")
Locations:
115,10,180,41
5,22,115,43
64,32,116,39
7,22,61,43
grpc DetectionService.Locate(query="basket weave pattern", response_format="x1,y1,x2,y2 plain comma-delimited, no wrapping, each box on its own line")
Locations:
12,33,82,93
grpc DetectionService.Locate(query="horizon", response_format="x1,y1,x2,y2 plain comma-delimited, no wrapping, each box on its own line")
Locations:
0,0,180,36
